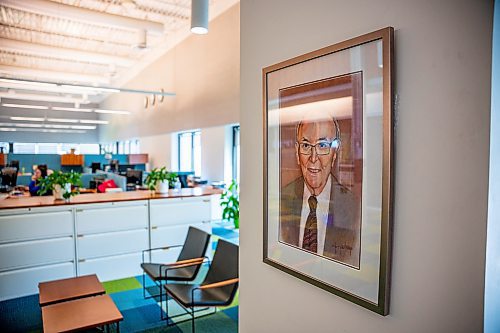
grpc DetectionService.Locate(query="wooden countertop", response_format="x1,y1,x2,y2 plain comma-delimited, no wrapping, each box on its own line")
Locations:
0,187,223,210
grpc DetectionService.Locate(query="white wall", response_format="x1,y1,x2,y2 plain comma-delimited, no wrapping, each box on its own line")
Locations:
201,126,227,182
485,1,500,332
240,1,493,333
139,133,172,170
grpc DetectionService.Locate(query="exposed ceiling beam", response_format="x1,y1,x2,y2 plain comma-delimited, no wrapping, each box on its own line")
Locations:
1,0,165,34
0,38,135,68
0,65,110,85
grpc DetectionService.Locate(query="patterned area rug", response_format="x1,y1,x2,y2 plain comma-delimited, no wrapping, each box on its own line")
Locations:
0,225,239,333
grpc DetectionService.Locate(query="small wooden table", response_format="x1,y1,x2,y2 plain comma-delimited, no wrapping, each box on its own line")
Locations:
39,274,105,307
42,294,123,333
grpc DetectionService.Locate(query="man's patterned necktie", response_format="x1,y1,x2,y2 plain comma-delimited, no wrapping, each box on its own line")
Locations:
302,195,318,252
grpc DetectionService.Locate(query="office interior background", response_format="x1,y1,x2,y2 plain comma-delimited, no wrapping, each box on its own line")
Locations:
0,0,499,332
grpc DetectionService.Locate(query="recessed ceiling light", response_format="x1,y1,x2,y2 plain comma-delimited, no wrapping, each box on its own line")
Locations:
94,109,131,115
0,127,16,132
80,119,109,124
10,116,45,122
71,125,96,130
52,106,93,112
44,124,71,129
0,122,43,128
47,118,79,123
2,103,49,110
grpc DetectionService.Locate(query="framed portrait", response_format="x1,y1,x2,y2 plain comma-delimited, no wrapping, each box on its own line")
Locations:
263,27,394,315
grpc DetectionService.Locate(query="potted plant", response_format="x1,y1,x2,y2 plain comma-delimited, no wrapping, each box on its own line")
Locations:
38,171,82,201
145,167,178,194
220,180,239,229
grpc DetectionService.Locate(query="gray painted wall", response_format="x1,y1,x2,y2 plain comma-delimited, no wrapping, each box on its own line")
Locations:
485,1,499,332
240,1,492,332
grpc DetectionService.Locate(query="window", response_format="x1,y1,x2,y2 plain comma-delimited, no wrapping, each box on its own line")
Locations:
37,143,59,154
178,131,201,176
0,142,9,153
59,144,76,155
102,143,117,155
232,126,240,184
130,140,140,154
13,143,36,154
79,144,100,154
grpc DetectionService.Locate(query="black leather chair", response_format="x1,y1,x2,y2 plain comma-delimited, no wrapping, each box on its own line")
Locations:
141,226,211,320
163,239,239,333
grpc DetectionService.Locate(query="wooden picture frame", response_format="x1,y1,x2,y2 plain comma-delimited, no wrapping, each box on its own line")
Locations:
262,27,394,315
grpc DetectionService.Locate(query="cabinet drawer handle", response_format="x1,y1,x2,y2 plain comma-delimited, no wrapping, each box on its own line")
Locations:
202,220,211,224
78,259,86,263
76,209,83,212
203,199,210,202
151,226,158,230
77,234,84,238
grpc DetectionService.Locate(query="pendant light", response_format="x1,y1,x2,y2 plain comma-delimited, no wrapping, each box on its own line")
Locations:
191,0,208,34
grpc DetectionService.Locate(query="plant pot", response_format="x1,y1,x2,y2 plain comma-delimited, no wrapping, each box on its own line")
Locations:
53,183,71,201
155,180,169,194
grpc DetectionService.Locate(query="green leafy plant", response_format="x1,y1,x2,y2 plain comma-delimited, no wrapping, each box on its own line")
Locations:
38,171,82,200
220,180,239,229
145,167,178,190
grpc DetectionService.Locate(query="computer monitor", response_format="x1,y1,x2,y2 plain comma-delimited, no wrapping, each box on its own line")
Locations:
178,174,188,188
91,162,101,173
110,160,119,172
177,171,194,188
1,167,18,187
126,170,143,186
118,164,135,173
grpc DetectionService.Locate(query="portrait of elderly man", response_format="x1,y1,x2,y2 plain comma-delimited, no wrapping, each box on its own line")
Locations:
279,115,361,268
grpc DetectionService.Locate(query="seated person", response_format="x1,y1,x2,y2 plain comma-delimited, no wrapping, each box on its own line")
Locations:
29,167,50,196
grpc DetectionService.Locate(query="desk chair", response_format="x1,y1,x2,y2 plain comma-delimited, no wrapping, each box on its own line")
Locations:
141,226,211,320
163,239,239,333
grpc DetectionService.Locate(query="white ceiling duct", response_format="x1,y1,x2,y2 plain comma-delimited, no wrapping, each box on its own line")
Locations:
1,0,164,34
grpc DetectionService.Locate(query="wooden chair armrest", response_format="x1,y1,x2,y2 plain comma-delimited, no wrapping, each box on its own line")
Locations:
160,257,205,268
199,278,239,290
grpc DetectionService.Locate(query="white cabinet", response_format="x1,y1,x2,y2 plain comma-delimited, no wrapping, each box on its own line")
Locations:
75,200,148,281
78,229,148,259
150,197,212,227
0,207,76,300
0,262,75,301
78,252,143,282
0,194,216,300
0,208,73,243
0,237,74,270
150,197,212,262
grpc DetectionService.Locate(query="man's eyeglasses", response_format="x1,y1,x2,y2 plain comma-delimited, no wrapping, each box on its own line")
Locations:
297,140,339,155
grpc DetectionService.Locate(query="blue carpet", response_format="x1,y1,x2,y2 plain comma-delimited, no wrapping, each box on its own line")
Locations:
0,229,238,332
0,294,42,333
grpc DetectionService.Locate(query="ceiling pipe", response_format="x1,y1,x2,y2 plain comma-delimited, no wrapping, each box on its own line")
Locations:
1,0,164,35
